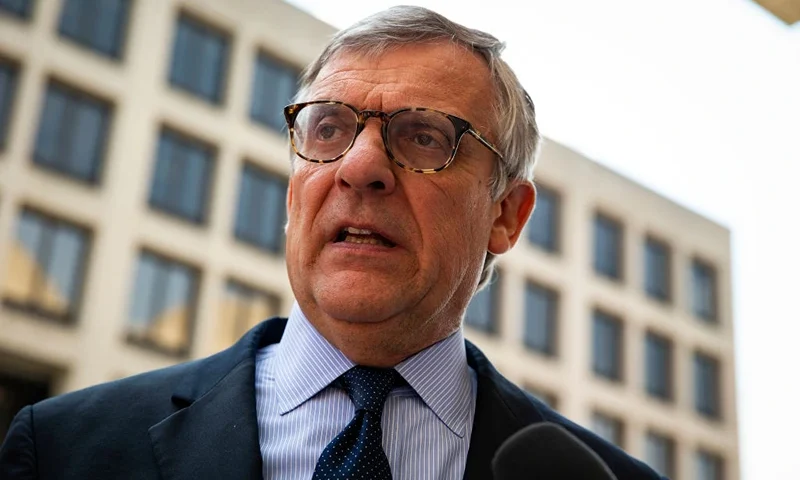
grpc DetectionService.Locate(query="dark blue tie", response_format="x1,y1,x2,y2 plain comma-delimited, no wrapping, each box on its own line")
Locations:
312,366,402,480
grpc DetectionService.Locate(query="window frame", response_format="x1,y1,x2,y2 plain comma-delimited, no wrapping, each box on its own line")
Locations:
0,0,35,19
249,51,299,131
57,0,132,59
593,212,624,281
148,126,216,224
168,12,231,104
644,235,672,303
126,249,200,357
464,272,501,334
2,207,92,324
694,350,722,419
592,309,624,382
645,430,676,478
644,330,674,402
0,56,20,150
522,279,558,356
691,257,718,323
527,183,561,253
32,79,112,184
233,162,288,254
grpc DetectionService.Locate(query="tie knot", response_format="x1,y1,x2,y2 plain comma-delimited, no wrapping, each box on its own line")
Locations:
338,366,402,412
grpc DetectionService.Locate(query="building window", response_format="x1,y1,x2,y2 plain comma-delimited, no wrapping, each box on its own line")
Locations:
250,53,298,131
2,209,90,323
645,331,673,401
692,258,717,322
527,184,559,252
149,128,215,223
696,449,724,480
523,281,557,356
525,385,557,410
0,59,19,148
58,0,131,58
169,13,229,103
0,372,50,442
592,310,623,382
644,237,671,302
694,351,721,419
234,163,287,253
594,213,623,280
591,411,624,447
0,0,33,19
127,251,199,356
464,274,499,334
645,431,675,478
34,81,111,183
218,280,280,350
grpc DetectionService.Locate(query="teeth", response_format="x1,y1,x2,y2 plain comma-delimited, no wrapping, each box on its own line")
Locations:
344,227,373,235
343,235,383,245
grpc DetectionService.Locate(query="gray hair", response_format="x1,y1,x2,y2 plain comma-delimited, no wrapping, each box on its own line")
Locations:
295,5,540,289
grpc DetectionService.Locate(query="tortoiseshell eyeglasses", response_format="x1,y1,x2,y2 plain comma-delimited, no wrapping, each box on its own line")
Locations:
283,101,503,174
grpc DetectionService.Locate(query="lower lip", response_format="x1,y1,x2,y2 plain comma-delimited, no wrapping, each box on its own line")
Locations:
327,240,399,254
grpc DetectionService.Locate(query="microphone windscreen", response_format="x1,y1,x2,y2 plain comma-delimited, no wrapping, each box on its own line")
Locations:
491,423,618,480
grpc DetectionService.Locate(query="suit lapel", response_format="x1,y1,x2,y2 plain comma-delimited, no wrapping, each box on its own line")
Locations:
148,318,288,480
462,341,546,480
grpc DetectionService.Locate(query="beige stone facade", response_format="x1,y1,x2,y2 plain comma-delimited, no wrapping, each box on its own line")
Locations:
0,0,737,478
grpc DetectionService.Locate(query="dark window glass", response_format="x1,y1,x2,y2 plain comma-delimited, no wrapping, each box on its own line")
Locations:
149,128,214,223
127,251,198,355
234,164,287,253
694,351,721,419
59,0,131,58
0,372,50,443
0,59,19,148
645,431,675,478
523,281,557,356
250,53,298,131
591,412,624,447
464,274,499,334
594,213,623,280
0,0,33,18
696,450,725,480
34,82,111,182
218,280,280,350
169,14,229,103
2,209,90,322
645,332,673,401
592,310,623,381
527,184,559,252
692,258,717,322
525,385,557,409
644,237,671,302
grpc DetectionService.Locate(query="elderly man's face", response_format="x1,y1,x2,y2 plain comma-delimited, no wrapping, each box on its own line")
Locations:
285,42,533,365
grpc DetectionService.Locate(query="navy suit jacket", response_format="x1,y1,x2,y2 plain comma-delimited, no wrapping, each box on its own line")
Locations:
0,317,664,479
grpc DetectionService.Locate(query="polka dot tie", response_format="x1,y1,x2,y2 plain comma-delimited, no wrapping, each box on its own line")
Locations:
312,366,402,480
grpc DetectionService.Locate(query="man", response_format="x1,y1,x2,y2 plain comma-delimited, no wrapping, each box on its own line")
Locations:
1,6,664,479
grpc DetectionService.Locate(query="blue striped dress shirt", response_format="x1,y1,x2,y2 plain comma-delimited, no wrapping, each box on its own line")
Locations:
256,303,477,479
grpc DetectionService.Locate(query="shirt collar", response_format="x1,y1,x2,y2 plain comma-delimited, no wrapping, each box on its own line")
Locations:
272,302,472,438
272,303,355,415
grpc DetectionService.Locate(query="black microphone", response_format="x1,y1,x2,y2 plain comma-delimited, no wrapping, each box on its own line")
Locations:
492,423,618,479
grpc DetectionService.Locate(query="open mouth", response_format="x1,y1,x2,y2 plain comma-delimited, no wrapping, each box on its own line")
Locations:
334,227,396,247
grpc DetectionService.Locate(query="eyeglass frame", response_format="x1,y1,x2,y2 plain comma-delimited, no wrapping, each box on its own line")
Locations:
283,100,504,174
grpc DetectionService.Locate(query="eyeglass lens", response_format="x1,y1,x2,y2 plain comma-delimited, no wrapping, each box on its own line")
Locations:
292,103,458,170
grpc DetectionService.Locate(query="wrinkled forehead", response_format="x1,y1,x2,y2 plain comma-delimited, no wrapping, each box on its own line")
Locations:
305,42,497,134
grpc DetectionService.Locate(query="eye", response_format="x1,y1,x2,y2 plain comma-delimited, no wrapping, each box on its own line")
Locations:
413,133,439,148
318,124,338,140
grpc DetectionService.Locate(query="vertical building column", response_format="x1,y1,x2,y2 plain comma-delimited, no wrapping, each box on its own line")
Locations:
63,0,177,391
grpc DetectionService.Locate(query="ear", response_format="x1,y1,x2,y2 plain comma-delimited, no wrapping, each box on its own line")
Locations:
487,181,536,255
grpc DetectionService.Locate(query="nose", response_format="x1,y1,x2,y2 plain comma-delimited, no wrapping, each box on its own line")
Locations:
334,122,397,194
